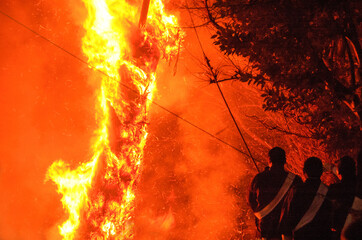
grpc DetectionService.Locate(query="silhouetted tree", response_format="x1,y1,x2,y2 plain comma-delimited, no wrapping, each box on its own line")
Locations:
202,0,361,152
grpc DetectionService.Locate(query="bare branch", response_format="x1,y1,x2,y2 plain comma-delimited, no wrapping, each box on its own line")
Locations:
213,77,239,83
247,115,312,139
179,21,211,29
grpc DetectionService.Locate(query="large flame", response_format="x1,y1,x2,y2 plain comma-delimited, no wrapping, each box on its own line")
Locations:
46,0,182,239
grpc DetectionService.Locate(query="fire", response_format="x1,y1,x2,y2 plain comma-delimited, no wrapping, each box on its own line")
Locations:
46,0,182,239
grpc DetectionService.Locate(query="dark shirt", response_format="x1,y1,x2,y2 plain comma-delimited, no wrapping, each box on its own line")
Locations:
248,166,302,238
328,176,356,237
280,178,332,240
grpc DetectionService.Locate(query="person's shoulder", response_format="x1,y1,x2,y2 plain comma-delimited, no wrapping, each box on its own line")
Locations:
329,182,339,189
294,174,303,182
251,167,270,181
328,180,348,192
327,181,343,197
287,171,303,185
256,167,271,177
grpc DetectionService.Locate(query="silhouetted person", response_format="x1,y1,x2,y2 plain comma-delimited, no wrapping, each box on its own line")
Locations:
280,157,332,240
248,147,302,240
342,150,362,238
328,156,357,239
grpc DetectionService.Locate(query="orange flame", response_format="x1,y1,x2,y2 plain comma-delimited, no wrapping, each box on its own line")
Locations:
46,0,183,239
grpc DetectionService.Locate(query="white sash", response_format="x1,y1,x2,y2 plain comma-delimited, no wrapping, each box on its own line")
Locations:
254,173,295,219
294,182,328,231
342,196,362,232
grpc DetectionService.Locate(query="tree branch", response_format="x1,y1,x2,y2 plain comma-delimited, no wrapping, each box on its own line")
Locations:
204,0,223,31
247,115,312,139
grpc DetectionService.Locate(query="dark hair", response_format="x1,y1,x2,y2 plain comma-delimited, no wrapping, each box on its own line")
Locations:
269,147,286,165
303,157,323,178
338,156,356,178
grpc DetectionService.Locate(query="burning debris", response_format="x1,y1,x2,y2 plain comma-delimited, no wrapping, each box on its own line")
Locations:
46,0,183,239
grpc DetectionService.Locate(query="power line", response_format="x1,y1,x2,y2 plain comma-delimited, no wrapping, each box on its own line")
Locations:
214,81,260,172
186,1,260,172
0,9,265,169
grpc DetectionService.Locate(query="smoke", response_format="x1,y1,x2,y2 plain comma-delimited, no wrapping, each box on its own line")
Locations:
133,18,257,239
0,1,93,239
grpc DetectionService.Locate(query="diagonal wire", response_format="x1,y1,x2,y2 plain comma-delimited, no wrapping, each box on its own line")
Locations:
0,9,265,167
186,0,260,172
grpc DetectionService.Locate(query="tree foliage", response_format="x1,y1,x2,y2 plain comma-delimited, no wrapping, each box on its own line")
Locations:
203,0,362,152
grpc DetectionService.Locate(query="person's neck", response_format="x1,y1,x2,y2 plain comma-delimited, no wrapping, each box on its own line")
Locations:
270,165,285,173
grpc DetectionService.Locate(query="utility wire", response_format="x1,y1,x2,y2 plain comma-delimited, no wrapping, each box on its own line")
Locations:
0,9,90,70
214,82,260,172
186,1,260,172
0,9,265,168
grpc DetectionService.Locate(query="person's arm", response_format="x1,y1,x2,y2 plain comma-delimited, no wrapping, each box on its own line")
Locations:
248,176,259,211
